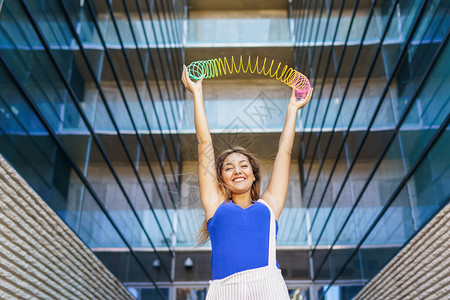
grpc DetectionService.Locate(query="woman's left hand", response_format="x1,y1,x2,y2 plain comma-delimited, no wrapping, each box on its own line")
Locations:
289,88,313,110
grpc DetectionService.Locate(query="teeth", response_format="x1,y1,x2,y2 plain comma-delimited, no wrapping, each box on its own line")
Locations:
234,178,245,182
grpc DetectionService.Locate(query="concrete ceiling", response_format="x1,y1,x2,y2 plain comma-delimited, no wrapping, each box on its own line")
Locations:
188,0,289,11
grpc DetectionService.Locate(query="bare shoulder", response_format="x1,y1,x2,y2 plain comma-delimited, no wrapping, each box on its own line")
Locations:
259,194,282,221
203,194,227,221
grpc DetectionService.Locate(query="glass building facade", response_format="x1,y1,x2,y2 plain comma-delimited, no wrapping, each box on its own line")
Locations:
0,0,448,299
0,0,183,298
292,0,449,298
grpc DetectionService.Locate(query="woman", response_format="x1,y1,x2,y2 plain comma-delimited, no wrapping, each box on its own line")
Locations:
181,65,312,299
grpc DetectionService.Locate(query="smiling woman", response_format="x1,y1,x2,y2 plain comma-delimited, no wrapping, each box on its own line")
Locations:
181,64,312,300
216,148,260,203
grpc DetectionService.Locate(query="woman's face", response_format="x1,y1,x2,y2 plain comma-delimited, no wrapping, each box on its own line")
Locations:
221,152,255,196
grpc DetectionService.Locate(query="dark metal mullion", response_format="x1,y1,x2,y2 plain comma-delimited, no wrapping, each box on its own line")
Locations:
139,0,183,179
301,0,335,134
144,0,184,159
74,1,180,227
299,0,327,142
304,0,363,185
36,5,75,130
296,0,313,71
293,0,323,241
173,0,185,44
407,5,449,90
292,0,306,187
19,0,174,280
303,0,378,210
293,1,306,195
314,32,447,281
306,0,398,223
154,0,184,115
292,0,305,51
103,1,179,206
0,37,62,126
295,0,314,131
133,0,184,179
289,0,297,36
133,0,183,186
35,1,71,54
144,0,183,139
167,0,186,110
302,0,347,171
290,0,297,33
320,114,450,297
122,0,180,186
152,0,183,126
123,3,182,193
120,0,180,202
159,0,183,51
398,6,449,122
83,0,176,246
0,96,54,186
158,0,185,108
311,0,429,256
0,54,167,300
293,0,303,69
300,0,321,75
157,0,180,44
1,10,65,118
428,95,450,128
152,0,184,104
40,1,72,48
293,0,310,69
297,1,377,239
294,0,303,27
294,1,315,192
0,127,51,189
154,0,182,78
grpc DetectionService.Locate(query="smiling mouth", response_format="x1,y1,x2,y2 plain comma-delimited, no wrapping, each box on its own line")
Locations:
232,177,246,183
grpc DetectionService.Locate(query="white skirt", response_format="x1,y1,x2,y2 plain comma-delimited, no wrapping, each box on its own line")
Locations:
205,265,290,300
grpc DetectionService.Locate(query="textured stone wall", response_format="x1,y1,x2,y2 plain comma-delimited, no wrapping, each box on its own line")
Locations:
0,155,134,299
355,204,450,300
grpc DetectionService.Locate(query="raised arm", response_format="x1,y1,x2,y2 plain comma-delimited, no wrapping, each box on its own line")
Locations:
261,88,313,220
181,65,226,220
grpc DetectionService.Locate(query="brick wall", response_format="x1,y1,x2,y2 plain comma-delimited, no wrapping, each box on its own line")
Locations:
0,155,134,299
355,204,450,299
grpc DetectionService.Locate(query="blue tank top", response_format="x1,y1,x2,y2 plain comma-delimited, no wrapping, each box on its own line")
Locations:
207,199,280,280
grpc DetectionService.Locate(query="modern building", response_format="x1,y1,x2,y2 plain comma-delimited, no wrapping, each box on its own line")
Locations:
0,0,448,299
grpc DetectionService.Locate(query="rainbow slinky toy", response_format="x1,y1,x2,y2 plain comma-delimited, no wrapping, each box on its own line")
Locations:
186,55,311,98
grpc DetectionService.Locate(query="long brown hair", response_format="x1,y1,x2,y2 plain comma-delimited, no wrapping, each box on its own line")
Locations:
196,146,261,246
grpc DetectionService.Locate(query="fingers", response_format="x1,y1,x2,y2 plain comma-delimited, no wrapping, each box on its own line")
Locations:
181,65,189,87
291,87,296,99
300,88,313,107
306,88,313,103
181,65,185,81
182,64,197,86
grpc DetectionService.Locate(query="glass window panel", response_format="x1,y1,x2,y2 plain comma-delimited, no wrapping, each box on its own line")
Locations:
409,128,449,226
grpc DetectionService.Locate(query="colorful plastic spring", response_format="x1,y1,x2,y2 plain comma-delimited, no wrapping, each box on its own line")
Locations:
186,55,311,98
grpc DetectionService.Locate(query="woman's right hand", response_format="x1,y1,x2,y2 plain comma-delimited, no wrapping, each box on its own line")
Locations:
181,64,204,95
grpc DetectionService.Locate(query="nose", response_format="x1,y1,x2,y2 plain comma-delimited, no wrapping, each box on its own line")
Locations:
234,166,243,174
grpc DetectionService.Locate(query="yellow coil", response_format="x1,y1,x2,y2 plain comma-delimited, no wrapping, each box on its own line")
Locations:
186,55,311,98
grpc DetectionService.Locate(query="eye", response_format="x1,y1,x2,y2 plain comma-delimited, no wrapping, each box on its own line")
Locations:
241,164,248,168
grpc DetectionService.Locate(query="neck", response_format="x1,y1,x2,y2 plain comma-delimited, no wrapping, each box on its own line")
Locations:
231,192,253,208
